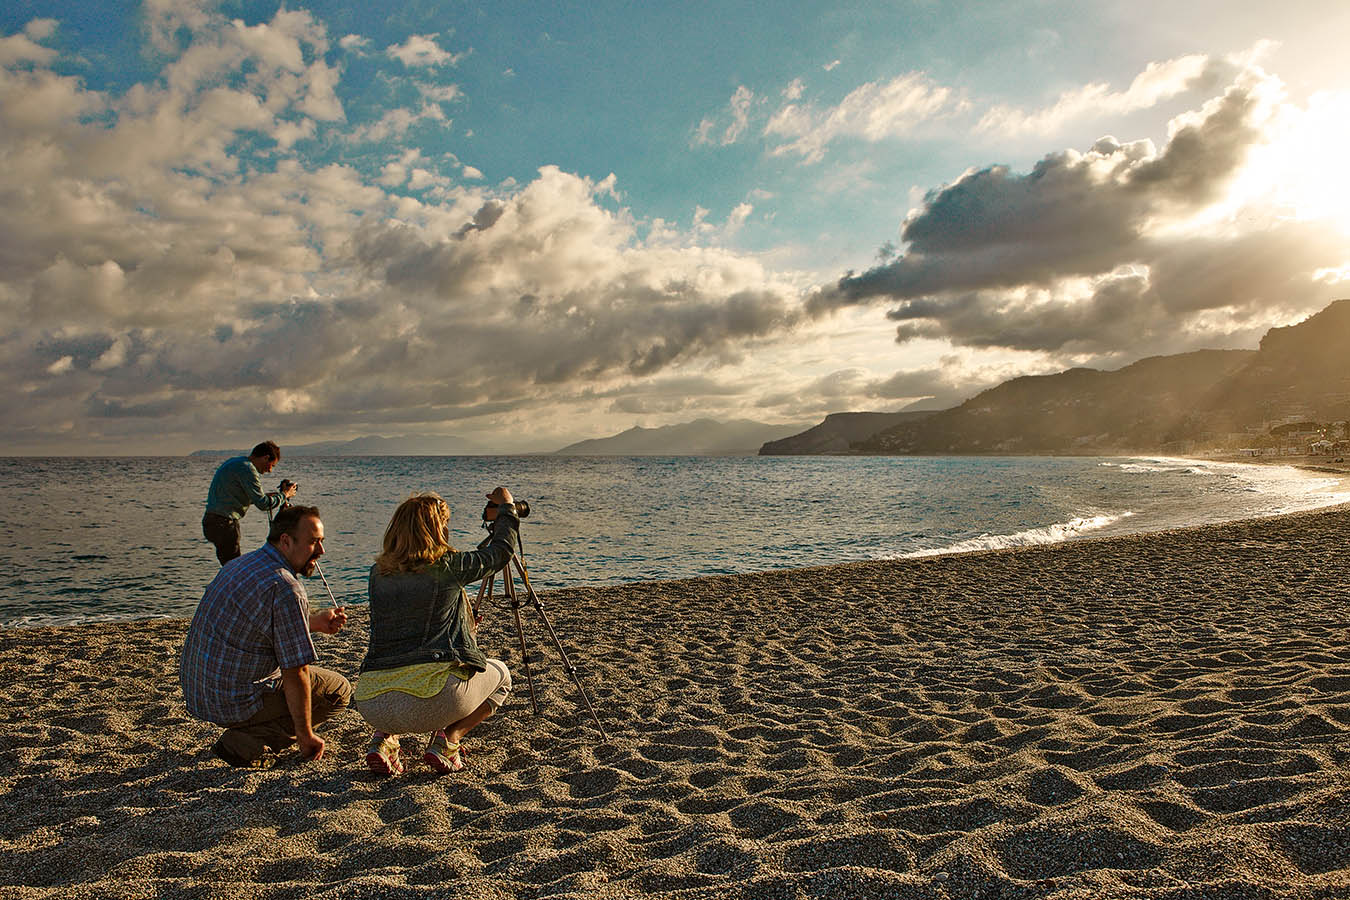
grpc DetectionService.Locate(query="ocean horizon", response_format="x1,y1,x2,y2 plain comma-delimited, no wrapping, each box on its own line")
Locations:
3,454,1346,629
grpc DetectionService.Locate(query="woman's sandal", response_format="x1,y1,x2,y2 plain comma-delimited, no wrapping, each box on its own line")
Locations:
423,730,464,774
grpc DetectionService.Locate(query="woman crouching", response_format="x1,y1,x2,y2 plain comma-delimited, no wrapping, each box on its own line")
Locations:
355,489,518,775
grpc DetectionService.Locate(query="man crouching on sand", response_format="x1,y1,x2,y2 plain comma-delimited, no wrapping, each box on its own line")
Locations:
180,505,352,768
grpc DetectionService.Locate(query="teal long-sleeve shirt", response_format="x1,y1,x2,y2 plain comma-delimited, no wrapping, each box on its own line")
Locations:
204,456,284,520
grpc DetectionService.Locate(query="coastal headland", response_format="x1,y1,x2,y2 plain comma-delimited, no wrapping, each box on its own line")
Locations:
2,507,1348,898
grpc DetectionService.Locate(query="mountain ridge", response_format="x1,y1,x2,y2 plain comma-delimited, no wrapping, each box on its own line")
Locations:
553,418,806,456
851,299,1350,455
759,411,937,455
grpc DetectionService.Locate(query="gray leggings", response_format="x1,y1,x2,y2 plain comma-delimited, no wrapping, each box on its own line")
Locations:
354,659,511,735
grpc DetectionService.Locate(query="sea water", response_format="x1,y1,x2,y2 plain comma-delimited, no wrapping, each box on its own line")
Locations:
1,454,1345,628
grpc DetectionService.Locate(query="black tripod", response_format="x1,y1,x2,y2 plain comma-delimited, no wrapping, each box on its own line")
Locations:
474,536,607,737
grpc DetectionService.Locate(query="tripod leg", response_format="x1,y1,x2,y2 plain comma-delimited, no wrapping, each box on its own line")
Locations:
502,572,539,715
474,572,493,624
514,557,607,738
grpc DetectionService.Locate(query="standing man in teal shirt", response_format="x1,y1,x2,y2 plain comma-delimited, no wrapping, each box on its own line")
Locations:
203,441,299,565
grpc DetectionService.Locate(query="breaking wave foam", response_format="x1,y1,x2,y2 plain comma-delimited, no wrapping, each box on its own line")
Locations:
900,512,1133,558
3,611,177,629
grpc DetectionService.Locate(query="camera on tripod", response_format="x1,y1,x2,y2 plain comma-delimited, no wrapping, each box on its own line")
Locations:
483,499,530,520
472,495,605,737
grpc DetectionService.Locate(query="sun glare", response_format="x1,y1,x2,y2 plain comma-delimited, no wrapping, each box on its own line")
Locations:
1245,90,1350,234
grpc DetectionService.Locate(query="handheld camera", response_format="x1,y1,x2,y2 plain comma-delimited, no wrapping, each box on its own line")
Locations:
483,499,530,520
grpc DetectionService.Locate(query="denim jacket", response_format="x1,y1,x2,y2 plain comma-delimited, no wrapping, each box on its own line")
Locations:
360,512,518,673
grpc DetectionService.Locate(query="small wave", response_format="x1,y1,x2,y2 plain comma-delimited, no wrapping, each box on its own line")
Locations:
2,611,179,630
899,512,1133,558
1109,458,1209,475
1179,459,1350,511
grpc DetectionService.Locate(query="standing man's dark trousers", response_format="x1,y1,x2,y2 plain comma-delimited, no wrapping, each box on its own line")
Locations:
212,667,353,767
202,513,242,566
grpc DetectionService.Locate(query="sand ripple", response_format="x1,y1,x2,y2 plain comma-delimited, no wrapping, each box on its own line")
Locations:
2,508,1349,897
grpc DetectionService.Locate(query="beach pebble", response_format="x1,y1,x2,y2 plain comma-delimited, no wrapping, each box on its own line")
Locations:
6,504,1350,899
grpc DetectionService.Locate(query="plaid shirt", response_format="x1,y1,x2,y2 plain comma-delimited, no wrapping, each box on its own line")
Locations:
180,542,317,724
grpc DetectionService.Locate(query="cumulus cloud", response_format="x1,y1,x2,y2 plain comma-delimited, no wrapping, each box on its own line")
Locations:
376,149,457,191
386,34,465,68
0,11,352,319
807,61,1339,366
348,166,802,384
143,0,216,53
0,24,57,66
418,82,463,104
346,104,446,143
0,11,813,452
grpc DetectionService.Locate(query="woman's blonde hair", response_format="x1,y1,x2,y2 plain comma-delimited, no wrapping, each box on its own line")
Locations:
374,493,455,574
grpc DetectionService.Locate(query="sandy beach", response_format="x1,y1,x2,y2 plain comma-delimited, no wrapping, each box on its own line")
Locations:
2,507,1348,899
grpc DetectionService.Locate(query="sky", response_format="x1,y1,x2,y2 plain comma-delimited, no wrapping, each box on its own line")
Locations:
3,0,1350,454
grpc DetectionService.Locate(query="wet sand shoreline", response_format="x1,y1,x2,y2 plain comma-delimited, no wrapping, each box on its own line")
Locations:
2,506,1348,898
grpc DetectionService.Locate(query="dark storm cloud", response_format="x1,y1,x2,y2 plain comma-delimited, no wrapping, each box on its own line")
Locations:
86,393,201,419
877,216,1339,359
821,77,1269,311
882,272,1161,355
1124,78,1270,204
805,68,1336,362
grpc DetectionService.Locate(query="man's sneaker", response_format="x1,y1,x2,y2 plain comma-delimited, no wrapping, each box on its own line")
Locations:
365,732,404,776
211,737,275,769
422,730,463,774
